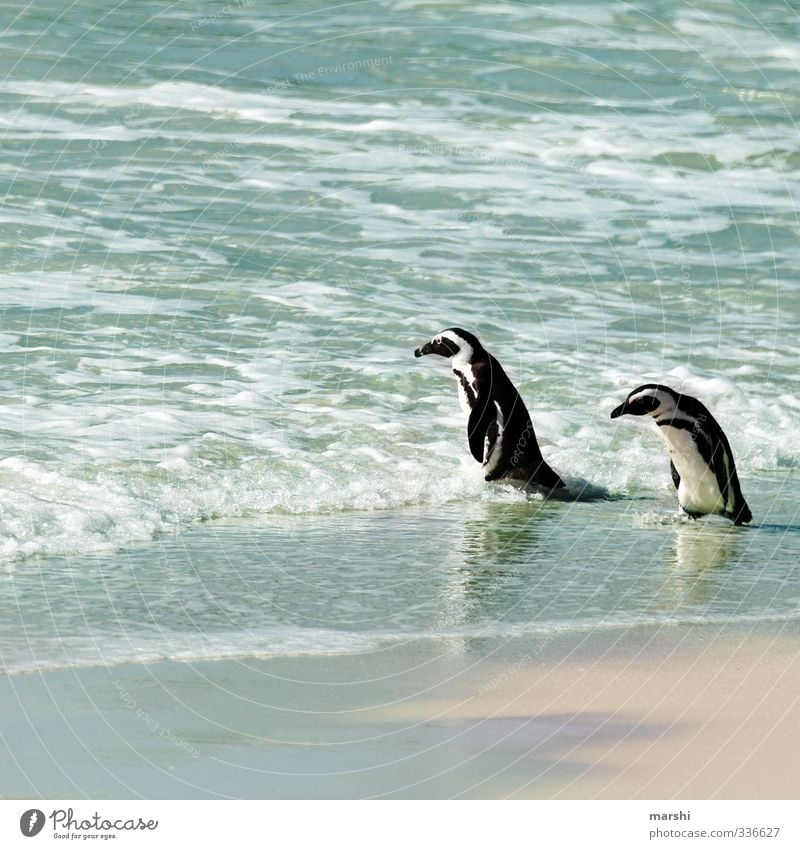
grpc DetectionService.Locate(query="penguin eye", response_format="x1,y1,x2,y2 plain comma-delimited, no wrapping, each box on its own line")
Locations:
628,395,659,415
638,396,659,413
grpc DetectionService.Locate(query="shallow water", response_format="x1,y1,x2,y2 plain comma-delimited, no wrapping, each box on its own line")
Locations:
3,486,799,674
0,1,799,672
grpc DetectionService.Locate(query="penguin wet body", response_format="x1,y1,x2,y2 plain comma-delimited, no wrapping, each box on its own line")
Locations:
611,383,752,525
415,328,565,491
660,422,731,517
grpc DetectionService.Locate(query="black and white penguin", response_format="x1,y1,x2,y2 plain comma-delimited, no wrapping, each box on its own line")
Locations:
610,384,752,525
414,328,565,491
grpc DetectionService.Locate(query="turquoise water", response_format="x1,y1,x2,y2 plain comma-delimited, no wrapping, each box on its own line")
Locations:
1,0,799,673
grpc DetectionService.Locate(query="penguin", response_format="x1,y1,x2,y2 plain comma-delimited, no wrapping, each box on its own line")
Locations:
414,328,565,491
610,384,751,525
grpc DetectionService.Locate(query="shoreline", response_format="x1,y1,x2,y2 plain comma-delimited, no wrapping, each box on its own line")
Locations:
1,619,798,799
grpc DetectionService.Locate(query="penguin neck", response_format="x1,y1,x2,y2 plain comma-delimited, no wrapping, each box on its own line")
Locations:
451,342,486,372
655,409,696,430
651,399,683,426
451,347,476,371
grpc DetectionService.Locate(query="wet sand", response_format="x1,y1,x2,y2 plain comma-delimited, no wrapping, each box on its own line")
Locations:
1,622,798,799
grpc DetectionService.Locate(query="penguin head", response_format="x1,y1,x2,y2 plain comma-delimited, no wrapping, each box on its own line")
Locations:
414,328,483,360
610,384,680,419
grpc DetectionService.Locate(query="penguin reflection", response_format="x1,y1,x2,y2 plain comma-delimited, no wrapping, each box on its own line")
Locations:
659,523,740,609
441,501,555,624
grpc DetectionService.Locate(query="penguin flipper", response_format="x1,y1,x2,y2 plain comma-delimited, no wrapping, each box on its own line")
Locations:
467,399,496,463
669,460,681,490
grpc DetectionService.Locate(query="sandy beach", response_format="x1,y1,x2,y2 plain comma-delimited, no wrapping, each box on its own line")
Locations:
2,621,797,800
372,623,800,799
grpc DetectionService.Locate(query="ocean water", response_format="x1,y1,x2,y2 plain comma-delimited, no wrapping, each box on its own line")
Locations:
1,0,799,674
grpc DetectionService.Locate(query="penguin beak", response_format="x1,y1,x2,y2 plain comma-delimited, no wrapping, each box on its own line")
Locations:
414,342,433,358
610,401,627,419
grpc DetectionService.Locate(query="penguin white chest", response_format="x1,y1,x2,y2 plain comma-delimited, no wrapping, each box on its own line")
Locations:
659,424,724,515
482,401,505,473
454,375,471,418
452,363,476,419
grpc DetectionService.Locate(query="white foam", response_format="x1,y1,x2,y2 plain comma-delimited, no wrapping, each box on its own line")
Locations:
6,608,800,676
0,24,798,570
